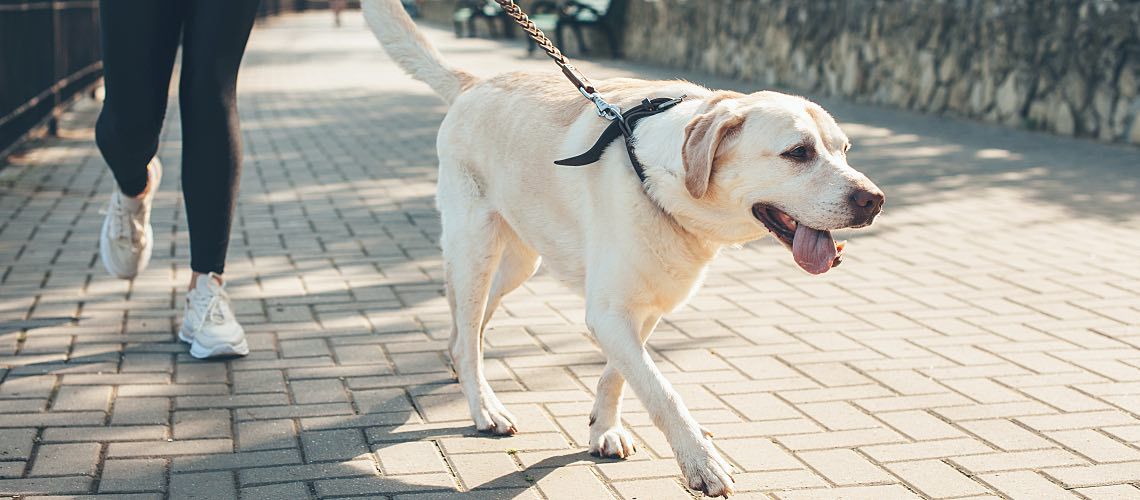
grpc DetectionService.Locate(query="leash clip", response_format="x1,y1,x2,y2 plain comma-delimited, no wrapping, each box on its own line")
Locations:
580,87,622,121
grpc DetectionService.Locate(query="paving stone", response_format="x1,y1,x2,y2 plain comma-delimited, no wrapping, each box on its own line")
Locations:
976,471,1073,500
0,428,36,460
176,394,288,409
876,410,965,440
170,449,302,473
439,433,569,454
957,419,1055,451
173,410,231,440
0,460,26,477
1045,429,1140,463
29,443,101,476
734,469,829,491
351,388,415,413
40,426,167,443
797,401,881,431
240,481,312,500
777,428,906,451
51,386,111,411
288,379,349,404
884,459,989,498
611,478,692,500
314,473,456,496
1018,411,1140,432
0,477,93,495
720,393,802,421
773,484,921,499
231,370,286,394
112,398,171,425
302,411,419,430
448,453,529,489
595,459,681,481
236,420,296,453
534,465,614,499
280,339,330,358
374,441,448,474
796,449,893,486
234,402,355,420
1074,484,1140,499
99,459,166,492
950,450,1089,473
169,471,235,500
107,439,233,458
860,438,994,463
1042,462,1140,488
715,438,802,472
301,428,369,462
238,460,377,486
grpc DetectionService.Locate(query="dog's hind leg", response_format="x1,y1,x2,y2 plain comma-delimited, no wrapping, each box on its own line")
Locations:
481,237,540,332
441,201,519,435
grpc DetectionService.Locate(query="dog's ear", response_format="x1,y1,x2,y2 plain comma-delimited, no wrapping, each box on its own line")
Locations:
682,109,745,199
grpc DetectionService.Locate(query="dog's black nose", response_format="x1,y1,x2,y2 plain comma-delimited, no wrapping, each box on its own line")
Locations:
850,188,885,224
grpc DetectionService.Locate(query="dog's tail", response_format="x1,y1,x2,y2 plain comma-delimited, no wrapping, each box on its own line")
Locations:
362,0,474,103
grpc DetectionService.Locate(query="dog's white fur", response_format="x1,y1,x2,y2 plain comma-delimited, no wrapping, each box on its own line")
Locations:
363,1,882,496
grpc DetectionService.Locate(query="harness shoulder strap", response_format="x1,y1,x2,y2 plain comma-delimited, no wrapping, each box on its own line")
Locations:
555,96,685,183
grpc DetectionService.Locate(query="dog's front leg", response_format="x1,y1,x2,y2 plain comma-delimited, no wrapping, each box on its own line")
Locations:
590,314,658,459
587,307,734,497
589,363,637,458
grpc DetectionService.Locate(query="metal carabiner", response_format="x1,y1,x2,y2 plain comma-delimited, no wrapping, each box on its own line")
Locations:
579,87,622,121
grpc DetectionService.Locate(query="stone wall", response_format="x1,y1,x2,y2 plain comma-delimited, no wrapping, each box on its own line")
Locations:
622,0,1140,145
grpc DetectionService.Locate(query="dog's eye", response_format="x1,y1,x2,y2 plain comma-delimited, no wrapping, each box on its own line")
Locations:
783,145,810,160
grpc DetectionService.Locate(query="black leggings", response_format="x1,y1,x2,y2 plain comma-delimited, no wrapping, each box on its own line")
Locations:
95,0,259,275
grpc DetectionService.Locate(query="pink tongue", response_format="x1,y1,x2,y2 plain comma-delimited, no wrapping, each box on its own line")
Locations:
792,225,837,275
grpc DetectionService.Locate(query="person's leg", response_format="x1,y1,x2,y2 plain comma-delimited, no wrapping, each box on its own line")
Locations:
95,0,181,197
95,0,182,279
178,0,259,285
174,0,259,359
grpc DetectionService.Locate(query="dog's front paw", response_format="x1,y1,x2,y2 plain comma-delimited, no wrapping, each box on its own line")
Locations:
589,425,637,459
678,440,735,497
474,399,518,435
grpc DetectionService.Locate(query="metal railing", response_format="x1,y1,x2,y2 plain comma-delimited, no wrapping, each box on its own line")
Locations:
0,0,102,157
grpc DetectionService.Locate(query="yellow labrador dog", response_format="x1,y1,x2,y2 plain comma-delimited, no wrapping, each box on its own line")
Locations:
364,0,883,496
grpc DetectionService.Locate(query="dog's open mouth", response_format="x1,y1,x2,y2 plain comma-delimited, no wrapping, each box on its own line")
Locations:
752,204,845,275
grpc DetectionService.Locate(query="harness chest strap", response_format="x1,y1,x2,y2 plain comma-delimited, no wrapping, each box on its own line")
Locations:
555,96,686,182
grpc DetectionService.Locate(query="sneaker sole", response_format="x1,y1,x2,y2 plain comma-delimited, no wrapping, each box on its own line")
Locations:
189,337,250,359
177,326,194,344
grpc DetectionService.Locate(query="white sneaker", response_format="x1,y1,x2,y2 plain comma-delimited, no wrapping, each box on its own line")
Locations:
179,273,249,359
100,158,162,279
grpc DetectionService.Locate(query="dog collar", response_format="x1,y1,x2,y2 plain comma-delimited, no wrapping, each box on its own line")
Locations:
555,96,686,183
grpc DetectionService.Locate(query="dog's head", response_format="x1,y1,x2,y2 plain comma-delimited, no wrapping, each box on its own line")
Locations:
674,91,884,274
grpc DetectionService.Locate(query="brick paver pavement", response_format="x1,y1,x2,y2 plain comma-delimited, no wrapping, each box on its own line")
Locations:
3,11,1140,500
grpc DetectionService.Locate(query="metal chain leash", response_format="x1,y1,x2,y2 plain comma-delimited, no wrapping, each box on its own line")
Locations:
491,0,622,120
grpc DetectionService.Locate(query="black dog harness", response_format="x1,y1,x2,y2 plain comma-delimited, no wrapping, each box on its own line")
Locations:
485,1,685,184
555,96,686,183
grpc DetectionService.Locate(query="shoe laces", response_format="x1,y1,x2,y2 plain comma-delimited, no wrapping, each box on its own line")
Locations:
107,192,146,244
191,278,234,328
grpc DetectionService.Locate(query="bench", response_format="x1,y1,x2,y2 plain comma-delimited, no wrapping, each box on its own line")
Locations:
527,0,621,58
452,0,515,39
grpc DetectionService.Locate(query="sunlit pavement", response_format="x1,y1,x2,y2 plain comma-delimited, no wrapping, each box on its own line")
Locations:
2,11,1140,499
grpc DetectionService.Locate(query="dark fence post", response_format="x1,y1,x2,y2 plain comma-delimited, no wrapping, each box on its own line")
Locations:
50,0,62,136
